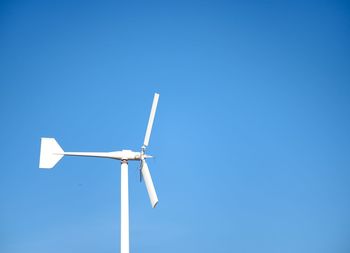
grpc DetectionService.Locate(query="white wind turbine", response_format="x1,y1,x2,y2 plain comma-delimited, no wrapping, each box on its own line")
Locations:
39,93,160,253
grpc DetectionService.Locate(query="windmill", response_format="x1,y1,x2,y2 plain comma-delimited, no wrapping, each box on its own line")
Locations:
39,93,160,253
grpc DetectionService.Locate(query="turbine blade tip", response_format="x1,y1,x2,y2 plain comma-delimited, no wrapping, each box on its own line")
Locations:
152,201,158,208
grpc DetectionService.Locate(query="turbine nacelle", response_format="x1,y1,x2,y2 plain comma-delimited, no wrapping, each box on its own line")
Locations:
107,150,152,161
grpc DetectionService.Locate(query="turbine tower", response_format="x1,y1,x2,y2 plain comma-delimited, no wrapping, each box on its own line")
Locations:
39,93,160,253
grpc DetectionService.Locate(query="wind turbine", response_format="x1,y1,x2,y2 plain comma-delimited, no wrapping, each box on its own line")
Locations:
39,93,160,253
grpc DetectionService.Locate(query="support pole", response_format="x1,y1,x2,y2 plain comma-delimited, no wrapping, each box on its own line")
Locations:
120,160,129,253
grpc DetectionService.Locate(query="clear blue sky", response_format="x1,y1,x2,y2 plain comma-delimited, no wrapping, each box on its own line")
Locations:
1,1,350,252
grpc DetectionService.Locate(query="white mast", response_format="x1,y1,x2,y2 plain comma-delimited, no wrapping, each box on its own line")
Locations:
120,160,129,253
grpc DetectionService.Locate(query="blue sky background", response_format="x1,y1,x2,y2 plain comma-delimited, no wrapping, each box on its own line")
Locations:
1,0,350,252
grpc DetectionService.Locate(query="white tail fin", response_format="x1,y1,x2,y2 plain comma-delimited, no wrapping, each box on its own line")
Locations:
39,138,64,169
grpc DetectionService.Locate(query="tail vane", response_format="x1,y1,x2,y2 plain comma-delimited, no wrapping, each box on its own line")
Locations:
39,138,64,169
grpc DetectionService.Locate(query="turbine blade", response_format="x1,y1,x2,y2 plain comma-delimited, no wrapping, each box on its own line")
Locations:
141,160,158,208
143,93,159,148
